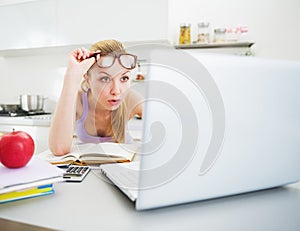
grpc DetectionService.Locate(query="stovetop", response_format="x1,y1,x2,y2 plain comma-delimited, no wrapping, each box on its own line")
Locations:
0,109,51,117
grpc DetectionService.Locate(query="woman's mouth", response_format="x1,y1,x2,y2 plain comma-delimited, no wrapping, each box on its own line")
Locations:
107,99,121,106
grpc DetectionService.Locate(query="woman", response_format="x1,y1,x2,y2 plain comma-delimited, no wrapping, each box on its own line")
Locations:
49,40,143,156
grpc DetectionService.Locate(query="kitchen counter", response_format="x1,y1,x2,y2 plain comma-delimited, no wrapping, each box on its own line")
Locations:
0,115,52,127
1,171,300,230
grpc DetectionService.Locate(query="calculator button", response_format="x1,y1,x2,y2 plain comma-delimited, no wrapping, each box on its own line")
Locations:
66,167,74,173
71,167,79,173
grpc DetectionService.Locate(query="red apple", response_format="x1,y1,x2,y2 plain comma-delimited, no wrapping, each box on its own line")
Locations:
0,130,35,168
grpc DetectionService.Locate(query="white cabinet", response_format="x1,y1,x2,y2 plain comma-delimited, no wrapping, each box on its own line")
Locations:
0,116,52,154
0,0,57,50
0,0,168,50
0,124,50,154
56,0,168,45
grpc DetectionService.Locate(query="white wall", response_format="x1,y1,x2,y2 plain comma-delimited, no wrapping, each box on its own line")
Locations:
0,54,66,110
168,0,300,60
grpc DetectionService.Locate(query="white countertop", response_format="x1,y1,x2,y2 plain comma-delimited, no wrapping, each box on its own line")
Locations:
0,115,142,128
0,170,300,231
0,115,52,127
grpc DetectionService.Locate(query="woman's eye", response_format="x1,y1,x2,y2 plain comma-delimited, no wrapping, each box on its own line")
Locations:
100,76,111,83
121,76,130,82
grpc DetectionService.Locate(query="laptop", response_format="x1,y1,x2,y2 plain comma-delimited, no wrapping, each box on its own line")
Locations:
100,48,300,210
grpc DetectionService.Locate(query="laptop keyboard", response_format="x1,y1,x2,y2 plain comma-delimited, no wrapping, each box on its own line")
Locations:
103,162,139,187
114,169,138,189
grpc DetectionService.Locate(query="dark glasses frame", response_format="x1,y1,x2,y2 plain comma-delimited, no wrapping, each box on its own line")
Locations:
90,52,137,70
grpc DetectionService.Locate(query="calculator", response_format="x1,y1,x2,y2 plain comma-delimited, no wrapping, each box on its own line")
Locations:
63,165,91,182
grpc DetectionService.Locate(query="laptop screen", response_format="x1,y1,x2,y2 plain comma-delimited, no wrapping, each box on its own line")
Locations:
125,45,226,189
102,45,300,210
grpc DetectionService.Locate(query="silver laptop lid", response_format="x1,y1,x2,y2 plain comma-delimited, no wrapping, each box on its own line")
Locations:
135,48,300,210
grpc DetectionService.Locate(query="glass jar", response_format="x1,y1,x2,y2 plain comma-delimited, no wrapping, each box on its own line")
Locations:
214,28,226,43
179,23,191,45
197,22,210,44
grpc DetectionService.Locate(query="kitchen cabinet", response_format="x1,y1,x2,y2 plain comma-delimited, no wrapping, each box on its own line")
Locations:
0,0,168,51
55,0,168,45
0,0,57,50
0,124,50,154
0,116,52,154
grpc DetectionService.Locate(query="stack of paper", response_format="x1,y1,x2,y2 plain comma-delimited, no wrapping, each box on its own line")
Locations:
0,156,65,204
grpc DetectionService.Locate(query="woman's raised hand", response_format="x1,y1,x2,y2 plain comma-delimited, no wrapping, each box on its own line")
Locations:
65,48,98,84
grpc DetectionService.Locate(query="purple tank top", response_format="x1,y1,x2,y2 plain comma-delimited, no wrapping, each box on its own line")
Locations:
75,92,113,143
75,92,133,144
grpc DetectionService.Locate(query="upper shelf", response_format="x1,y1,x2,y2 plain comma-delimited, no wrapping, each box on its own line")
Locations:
175,41,255,49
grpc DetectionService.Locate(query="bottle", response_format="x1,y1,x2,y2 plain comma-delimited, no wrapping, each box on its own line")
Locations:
239,25,249,42
213,28,226,43
179,23,191,45
226,27,236,42
197,22,210,44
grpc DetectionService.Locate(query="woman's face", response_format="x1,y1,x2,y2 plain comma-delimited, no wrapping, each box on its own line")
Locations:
86,60,131,111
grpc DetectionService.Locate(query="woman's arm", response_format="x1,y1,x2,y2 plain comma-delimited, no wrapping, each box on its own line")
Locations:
49,48,95,156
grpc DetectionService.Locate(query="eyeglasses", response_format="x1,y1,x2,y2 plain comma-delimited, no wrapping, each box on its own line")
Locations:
90,52,137,70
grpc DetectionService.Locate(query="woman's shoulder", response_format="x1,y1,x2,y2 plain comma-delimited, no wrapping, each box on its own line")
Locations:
126,89,143,102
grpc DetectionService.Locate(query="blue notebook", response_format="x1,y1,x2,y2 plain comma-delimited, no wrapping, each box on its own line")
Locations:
0,184,54,204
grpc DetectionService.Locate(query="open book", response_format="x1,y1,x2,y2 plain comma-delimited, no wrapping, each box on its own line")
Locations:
39,142,138,165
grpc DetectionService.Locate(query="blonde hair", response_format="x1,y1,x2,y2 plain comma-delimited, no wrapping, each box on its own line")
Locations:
84,39,129,143
89,39,126,55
